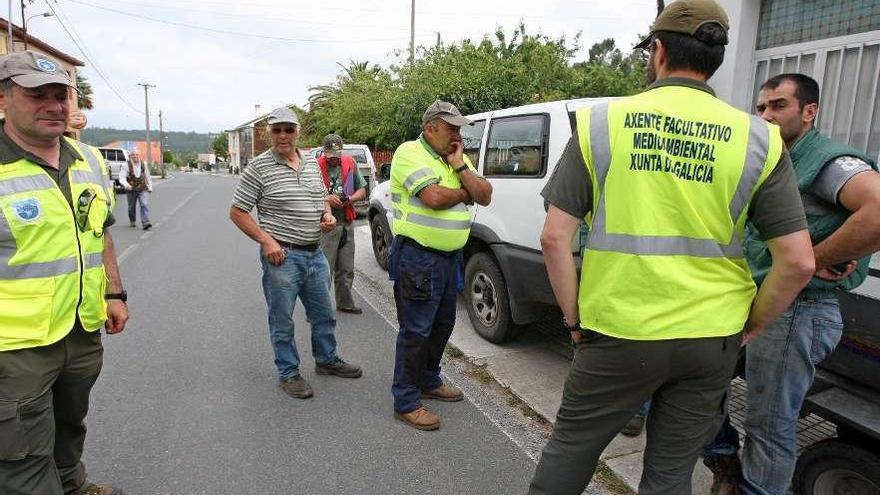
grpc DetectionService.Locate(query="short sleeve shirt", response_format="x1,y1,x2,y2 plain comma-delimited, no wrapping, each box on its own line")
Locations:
542,80,807,241
803,155,874,214
325,161,367,224
231,148,326,245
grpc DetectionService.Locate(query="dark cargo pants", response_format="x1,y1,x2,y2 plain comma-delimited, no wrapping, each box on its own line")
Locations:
529,330,741,495
0,326,103,495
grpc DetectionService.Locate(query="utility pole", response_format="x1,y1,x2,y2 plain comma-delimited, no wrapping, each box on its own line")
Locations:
436,32,441,48
137,83,155,169
158,109,166,178
409,0,415,65
7,0,15,53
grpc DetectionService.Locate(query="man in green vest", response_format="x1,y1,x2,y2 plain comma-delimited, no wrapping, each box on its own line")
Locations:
702,74,880,495
528,1,817,494
0,51,129,495
390,100,492,430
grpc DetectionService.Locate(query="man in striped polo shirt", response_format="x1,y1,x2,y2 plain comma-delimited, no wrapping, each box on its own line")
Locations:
230,107,362,399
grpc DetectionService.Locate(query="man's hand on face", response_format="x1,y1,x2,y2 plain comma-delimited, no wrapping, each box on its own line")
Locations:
446,140,465,168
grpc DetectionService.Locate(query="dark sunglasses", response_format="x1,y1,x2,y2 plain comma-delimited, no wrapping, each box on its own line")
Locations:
271,127,297,134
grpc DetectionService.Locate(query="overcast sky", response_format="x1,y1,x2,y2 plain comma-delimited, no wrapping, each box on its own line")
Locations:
21,0,655,133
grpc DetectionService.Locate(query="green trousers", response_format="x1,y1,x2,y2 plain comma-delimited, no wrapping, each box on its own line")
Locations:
0,326,103,495
529,330,740,495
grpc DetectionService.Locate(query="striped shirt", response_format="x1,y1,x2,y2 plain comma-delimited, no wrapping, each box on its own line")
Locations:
231,148,326,244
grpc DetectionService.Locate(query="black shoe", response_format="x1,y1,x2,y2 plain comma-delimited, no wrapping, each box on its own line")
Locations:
338,306,363,315
315,358,362,378
621,414,645,437
279,375,314,399
142,223,152,231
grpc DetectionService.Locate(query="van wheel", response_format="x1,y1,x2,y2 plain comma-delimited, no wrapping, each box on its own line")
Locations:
369,213,391,271
793,439,880,495
465,252,520,343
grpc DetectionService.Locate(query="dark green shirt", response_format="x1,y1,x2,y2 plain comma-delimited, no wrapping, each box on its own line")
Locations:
325,161,366,224
542,78,806,241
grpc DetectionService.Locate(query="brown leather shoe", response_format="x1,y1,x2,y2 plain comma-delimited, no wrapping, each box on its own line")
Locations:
421,383,464,402
395,407,440,431
705,454,743,495
80,483,125,495
279,375,314,399
315,358,362,378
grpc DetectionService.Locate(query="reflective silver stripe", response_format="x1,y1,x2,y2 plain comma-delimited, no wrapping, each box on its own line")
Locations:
393,207,403,219
74,141,105,182
405,213,470,230
728,116,770,222
403,167,434,189
71,170,94,184
84,252,104,269
0,256,78,280
395,193,467,212
586,102,743,259
0,175,55,195
589,103,612,188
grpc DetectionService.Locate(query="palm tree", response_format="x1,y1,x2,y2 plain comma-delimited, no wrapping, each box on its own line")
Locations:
76,73,94,110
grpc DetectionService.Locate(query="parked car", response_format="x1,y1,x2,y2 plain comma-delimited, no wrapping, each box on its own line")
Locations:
368,97,611,343
311,144,375,216
97,147,129,193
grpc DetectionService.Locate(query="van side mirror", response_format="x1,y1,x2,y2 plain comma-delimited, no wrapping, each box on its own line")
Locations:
378,163,391,183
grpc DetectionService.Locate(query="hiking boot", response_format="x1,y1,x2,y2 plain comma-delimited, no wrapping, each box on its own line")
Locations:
705,454,743,495
621,414,645,437
315,358,362,378
422,383,464,402
80,483,125,495
279,375,314,399
142,223,152,231
395,407,440,431
337,306,363,315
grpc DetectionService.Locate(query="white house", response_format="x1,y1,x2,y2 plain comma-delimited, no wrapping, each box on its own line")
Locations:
711,0,880,161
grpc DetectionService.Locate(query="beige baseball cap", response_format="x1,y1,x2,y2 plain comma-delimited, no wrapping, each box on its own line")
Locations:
635,0,730,50
421,100,472,127
266,106,299,126
0,51,76,89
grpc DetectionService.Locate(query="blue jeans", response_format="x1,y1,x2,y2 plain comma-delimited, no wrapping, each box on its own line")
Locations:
703,295,843,495
260,247,339,380
126,190,150,225
390,237,461,413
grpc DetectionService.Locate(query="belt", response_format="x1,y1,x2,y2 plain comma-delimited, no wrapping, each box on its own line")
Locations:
276,239,319,252
398,235,457,257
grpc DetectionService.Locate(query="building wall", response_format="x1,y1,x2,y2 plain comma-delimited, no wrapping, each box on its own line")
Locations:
105,140,163,164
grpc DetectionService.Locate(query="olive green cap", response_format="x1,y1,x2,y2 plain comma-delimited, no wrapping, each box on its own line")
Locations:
635,0,730,50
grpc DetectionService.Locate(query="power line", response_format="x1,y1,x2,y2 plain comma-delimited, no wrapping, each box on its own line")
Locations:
44,0,144,115
67,0,412,44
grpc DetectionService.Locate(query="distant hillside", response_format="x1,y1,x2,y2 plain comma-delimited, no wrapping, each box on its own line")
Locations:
81,127,217,155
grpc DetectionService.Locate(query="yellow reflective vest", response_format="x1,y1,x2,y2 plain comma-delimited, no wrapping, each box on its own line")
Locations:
390,137,474,252
0,138,114,351
576,84,783,340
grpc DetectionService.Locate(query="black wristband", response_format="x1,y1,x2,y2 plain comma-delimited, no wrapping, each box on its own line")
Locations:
105,290,127,302
454,165,468,173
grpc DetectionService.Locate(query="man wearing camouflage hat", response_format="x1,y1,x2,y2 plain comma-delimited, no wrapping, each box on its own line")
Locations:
318,134,367,314
389,100,492,430
0,51,129,495
528,0,815,493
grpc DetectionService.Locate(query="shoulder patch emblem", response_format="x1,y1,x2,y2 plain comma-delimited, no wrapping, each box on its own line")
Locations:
12,198,41,222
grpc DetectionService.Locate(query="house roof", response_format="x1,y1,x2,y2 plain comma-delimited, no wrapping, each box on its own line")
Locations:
0,18,85,66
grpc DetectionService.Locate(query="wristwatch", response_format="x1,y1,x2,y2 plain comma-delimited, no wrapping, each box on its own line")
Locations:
105,290,127,303
454,164,468,173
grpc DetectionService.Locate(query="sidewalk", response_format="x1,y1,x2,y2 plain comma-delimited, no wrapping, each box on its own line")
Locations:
351,224,834,493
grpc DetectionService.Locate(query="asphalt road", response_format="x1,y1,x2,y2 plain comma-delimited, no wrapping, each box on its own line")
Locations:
80,172,542,495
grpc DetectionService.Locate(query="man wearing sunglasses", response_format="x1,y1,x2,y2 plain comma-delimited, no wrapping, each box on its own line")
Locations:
230,107,362,400
0,51,129,495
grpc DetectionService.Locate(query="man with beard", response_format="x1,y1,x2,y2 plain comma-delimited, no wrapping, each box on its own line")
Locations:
389,100,492,431
702,73,880,495
527,1,816,493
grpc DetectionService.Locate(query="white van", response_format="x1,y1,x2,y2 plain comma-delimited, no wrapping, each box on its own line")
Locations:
97,147,129,193
311,144,375,215
368,97,613,343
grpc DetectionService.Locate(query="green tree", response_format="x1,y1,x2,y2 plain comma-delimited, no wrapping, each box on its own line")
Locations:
162,149,175,163
211,133,228,160
76,74,94,110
